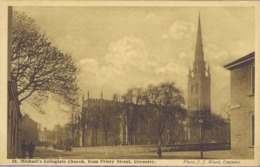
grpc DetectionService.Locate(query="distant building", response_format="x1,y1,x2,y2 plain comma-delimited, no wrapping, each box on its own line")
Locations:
21,117,40,144
7,7,22,158
38,127,55,144
224,52,254,158
52,124,69,145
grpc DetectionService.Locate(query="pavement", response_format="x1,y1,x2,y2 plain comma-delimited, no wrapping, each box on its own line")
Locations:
31,146,238,159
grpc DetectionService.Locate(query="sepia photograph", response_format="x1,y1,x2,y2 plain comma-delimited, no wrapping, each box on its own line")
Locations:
1,1,259,166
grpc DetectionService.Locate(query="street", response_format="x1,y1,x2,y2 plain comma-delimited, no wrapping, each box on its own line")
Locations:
32,146,235,159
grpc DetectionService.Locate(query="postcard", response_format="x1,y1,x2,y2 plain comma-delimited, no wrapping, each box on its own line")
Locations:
0,0,259,166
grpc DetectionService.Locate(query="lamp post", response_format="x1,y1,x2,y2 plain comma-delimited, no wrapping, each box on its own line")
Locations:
198,114,204,159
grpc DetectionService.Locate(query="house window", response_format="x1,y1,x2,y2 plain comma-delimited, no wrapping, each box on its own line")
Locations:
250,65,255,95
248,114,255,147
251,115,255,146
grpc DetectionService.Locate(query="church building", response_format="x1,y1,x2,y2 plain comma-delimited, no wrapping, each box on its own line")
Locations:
76,14,230,147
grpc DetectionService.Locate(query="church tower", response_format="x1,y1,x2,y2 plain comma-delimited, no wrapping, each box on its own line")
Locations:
187,14,211,112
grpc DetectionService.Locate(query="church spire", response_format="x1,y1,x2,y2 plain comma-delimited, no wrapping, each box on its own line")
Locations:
195,13,204,62
187,12,211,113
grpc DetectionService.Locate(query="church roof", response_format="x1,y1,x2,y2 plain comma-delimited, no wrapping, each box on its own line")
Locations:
224,52,255,70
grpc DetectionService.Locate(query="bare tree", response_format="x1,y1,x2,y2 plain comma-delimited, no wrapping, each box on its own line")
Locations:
100,102,114,145
122,88,144,145
145,82,185,145
11,11,79,113
190,110,229,144
139,94,157,144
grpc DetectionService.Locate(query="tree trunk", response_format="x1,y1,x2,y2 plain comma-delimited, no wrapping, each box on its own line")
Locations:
95,128,98,146
158,121,165,145
92,128,94,146
104,131,108,145
159,135,162,145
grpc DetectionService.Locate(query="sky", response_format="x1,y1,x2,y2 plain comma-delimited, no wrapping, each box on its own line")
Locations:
14,6,255,130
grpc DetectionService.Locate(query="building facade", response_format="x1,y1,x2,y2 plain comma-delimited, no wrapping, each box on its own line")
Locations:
38,127,56,144
224,52,254,159
8,80,22,158
7,7,22,158
21,117,40,145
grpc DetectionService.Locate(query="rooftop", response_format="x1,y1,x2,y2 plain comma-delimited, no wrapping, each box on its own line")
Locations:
224,52,255,70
